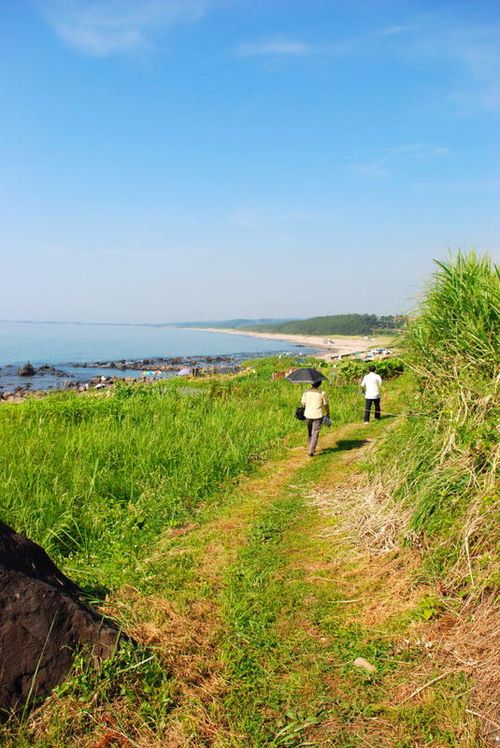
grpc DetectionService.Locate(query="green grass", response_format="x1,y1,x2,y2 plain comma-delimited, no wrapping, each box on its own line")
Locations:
0,370,358,593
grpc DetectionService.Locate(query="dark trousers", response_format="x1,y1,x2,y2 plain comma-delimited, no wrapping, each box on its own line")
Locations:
364,398,381,422
306,418,322,455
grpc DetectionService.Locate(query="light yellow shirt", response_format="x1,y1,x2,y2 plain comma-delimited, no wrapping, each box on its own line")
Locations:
301,389,328,419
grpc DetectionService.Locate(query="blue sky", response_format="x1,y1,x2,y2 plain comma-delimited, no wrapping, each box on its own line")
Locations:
0,0,499,323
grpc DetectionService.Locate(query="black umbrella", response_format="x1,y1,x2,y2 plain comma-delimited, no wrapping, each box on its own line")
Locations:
286,367,327,384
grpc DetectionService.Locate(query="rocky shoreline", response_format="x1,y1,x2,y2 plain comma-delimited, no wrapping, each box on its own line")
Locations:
72,352,242,371
0,351,282,401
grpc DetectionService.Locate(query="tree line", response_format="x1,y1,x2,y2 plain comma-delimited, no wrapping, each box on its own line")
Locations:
249,314,407,336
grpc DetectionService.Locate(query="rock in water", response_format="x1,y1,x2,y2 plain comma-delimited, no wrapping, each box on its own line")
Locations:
0,521,120,717
17,362,35,377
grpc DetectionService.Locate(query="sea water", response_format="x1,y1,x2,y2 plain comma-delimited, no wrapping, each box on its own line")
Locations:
0,321,313,391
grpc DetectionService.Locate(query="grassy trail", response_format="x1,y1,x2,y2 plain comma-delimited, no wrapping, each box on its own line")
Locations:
90,391,477,747
7,392,482,747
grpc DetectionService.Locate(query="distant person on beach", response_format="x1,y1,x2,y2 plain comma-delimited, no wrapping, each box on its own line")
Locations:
301,381,330,457
361,365,382,423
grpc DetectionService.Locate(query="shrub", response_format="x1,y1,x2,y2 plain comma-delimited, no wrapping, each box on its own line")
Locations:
332,357,405,384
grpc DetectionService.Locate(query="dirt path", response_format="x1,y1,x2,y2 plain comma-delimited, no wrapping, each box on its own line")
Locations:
96,421,375,745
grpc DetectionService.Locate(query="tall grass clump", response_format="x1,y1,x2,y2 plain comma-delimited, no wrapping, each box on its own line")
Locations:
374,252,499,595
408,251,498,444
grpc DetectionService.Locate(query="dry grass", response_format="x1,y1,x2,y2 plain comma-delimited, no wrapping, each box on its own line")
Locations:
308,477,411,557
31,584,233,747
95,580,231,746
421,594,500,744
447,493,500,598
303,444,499,747
103,589,223,689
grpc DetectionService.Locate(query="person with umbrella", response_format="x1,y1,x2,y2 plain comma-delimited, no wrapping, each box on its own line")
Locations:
287,368,330,457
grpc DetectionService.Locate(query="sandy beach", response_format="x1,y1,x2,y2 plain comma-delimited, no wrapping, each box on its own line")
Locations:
190,327,386,361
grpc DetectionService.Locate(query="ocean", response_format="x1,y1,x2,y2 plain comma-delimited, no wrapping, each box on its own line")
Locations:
0,321,313,392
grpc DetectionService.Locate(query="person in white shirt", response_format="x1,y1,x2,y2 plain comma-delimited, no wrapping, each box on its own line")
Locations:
301,381,330,456
361,365,382,423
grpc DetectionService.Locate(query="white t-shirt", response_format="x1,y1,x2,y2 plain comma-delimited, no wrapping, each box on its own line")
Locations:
301,389,328,419
361,372,382,399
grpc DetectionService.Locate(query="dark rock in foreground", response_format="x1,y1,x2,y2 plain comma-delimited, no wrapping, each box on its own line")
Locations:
0,522,120,718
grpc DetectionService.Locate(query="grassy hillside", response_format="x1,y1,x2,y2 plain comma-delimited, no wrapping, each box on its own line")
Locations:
373,252,499,596
362,252,499,739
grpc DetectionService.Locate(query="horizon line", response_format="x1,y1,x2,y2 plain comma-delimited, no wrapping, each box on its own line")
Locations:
0,313,403,328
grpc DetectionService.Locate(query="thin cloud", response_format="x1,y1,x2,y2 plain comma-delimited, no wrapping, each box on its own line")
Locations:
379,144,449,158
349,161,391,180
236,18,500,114
398,16,500,112
349,143,449,179
276,209,316,222
36,0,210,56
449,26,500,112
227,209,262,229
237,24,413,59
326,23,415,55
237,37,311,58
370,24,415,39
